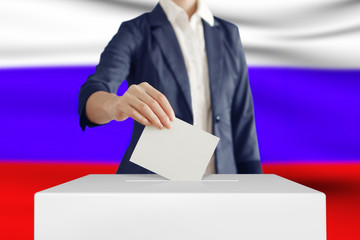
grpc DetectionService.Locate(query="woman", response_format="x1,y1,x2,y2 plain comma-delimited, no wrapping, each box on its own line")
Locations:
78,0,262,174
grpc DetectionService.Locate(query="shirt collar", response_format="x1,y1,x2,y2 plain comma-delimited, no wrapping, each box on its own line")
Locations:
159,0,214,27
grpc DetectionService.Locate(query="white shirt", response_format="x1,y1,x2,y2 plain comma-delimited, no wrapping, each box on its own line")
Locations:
159,0,216,174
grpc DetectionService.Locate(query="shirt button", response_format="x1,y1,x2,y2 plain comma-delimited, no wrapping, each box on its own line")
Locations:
215,115,221,122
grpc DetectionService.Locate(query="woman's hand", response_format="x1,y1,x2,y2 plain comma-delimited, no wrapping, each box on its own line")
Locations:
86,82,175,129
113,82,175,129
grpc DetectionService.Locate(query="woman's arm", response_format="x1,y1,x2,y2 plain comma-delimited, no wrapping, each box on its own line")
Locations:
79,21,174,130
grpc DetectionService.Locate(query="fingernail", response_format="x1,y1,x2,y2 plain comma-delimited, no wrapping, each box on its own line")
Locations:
165,119,172,129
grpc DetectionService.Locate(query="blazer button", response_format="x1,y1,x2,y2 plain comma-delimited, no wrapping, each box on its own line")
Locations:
215,115,221,122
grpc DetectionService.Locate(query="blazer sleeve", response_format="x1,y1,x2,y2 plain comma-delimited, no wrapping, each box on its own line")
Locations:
231,28,263,174
78,21,139,131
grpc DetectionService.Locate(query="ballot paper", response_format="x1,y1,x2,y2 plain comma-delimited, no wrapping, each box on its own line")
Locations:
129,118,220,181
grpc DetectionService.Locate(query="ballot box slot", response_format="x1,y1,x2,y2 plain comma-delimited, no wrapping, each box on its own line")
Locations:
125,180,240,183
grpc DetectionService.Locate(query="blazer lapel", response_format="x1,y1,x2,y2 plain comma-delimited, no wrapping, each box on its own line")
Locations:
203,19,223,115
149,4,193,116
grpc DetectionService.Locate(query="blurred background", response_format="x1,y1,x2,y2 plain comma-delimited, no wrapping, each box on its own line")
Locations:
1,0,359,239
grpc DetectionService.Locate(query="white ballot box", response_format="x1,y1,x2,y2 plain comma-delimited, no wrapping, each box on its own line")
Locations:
35,174,326,240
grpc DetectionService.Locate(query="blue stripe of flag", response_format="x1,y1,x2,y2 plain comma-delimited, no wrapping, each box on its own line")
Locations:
0,66,359,163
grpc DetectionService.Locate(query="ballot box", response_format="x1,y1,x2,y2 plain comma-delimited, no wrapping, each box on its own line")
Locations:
35,174,326,240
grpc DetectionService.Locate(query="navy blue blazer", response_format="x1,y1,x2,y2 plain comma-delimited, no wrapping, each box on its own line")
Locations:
78,4,262,174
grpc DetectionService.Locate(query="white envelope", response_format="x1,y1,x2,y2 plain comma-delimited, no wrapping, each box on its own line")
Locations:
129,118,220,181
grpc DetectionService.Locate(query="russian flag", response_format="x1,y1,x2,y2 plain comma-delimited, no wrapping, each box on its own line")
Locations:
1,0,359,239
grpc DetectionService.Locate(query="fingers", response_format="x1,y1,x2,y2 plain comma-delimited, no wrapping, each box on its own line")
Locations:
122,83,175,129
141,82,175,122
137,90,172,129
125,106,151,127
129,95,164,129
